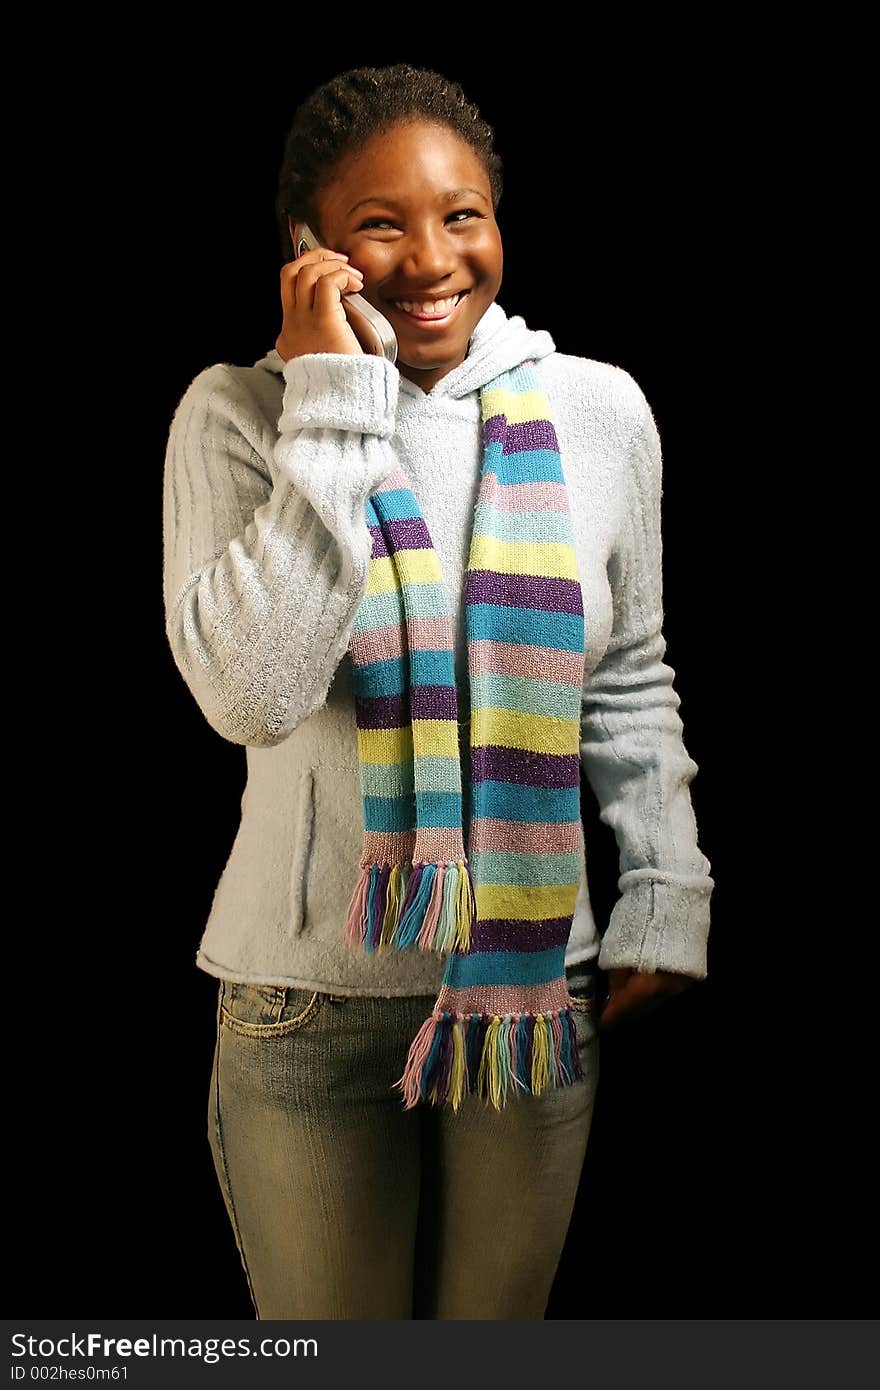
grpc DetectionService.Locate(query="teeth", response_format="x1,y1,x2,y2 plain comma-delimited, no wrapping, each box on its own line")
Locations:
392,293,462,317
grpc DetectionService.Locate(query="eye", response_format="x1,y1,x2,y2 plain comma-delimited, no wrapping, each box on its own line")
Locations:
358,209,484,230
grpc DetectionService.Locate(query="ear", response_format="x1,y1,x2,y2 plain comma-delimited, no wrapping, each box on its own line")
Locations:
288,215,300,254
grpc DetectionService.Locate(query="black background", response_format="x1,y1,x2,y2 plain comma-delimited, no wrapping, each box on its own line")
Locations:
15,33,847,1320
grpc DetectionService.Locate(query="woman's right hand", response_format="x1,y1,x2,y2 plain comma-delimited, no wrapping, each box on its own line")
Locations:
276,248,366,362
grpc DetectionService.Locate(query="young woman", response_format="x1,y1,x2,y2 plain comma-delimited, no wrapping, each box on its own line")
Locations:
162,63,714,1319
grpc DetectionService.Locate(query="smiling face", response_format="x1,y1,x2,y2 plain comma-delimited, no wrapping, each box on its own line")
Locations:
290,119,503,393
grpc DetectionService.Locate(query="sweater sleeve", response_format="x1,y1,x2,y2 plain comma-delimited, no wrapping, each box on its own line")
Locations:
580,380,715,980
162,351,399,747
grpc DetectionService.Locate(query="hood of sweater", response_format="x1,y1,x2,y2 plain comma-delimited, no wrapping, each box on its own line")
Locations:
252,298,557,400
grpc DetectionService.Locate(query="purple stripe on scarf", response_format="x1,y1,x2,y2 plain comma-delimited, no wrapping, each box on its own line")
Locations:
410,685,457,721
465,570,583,615
381,516,434,552
483,416,558,453
369,525,388,559
471,746,580,788
471,917,574,952
355,693,409,729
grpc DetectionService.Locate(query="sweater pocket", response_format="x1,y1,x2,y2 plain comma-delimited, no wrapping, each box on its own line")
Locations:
288,767,315,936
302,761,363,937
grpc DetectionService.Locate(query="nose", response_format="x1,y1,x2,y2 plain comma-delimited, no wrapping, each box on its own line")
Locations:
397,225,458,285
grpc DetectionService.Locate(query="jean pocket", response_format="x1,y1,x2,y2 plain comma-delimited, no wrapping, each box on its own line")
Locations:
565,963,597,1011
567,988,594,1012
565,967,600,1058
219,980,328,1039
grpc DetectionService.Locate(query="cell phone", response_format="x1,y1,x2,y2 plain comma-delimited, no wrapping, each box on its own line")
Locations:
292,220,398,364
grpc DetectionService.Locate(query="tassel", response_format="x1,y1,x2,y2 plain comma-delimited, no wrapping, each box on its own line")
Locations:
465,1011,484,1078
364,864,383,953
379,863,404,948
429,861,474,953
369,864,391,951
477,1016,502,1109
396,862,435,947
531,1014,550,1093
563,1009,584,1083
345,865,371,948
348,859,475,956
348,861,424,954
455,860,475,950
547,1011,563,1086
449,1017,469,1107
434,1013,455,1105
515,1015,530,1090
436,862,460,952
393,1004,583,1112
416,862,446,950
395,1012,443,1107
507,1012,520,1092
496,1017,514,1099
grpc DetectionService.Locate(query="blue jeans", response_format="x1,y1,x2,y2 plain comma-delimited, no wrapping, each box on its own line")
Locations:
207,961,600,1319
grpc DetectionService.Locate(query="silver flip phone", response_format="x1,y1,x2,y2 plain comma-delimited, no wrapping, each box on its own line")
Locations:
293,221,398,364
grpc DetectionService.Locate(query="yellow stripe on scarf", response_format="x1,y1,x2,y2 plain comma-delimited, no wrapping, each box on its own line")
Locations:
356,726,412,765
367,550,444,594
480,385,549,425
470,706,580,755
468,534,578,580
358,720,459,765
475,882,579,920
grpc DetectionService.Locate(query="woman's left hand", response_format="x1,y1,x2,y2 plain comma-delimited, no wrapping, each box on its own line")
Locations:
598,967,695,1031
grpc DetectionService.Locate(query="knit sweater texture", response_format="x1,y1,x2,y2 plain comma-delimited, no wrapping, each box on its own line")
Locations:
162,300,714,997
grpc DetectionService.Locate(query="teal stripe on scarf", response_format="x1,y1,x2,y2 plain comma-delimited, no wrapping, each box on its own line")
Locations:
469,672,582,719
473,502,576,544
469,850,583,886
449,946,568,989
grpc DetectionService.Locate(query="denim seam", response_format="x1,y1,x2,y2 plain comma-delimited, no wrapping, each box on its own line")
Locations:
213,993,260,1316
220,990,325,1038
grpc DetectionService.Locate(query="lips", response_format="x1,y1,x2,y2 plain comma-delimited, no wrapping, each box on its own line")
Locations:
385,290,470,325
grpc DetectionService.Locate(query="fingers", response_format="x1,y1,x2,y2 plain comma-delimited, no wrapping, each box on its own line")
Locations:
599,992,660,1032
598,970,694,1032
281,255,364,313
307,264,364,310
276,247,367,359
283,262,361,312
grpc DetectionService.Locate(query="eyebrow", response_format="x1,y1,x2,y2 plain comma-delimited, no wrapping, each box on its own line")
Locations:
346,186,489,216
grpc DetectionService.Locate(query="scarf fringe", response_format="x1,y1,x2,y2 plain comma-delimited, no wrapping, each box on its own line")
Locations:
345,861,475,955
392,1005,584,1113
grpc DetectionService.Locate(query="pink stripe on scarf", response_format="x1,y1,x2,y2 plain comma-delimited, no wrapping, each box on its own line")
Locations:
351,624,403,663
373,465,410,494
360,830,417,865
468,640,585,685
437,978,572,1017
409,829,469,861
478,480,569,512
352,617,455,665
408,617,456,650
470,818,583,854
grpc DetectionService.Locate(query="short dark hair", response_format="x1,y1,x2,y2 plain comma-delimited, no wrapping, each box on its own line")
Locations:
275,64,504,263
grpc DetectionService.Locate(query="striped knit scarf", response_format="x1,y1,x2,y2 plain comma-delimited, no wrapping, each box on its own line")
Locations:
345,359,586,1112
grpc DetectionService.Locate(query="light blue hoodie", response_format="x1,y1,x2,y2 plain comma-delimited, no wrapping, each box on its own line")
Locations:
162,300,714,996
